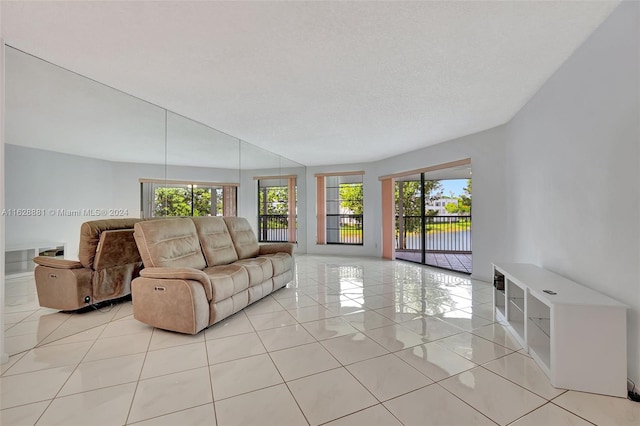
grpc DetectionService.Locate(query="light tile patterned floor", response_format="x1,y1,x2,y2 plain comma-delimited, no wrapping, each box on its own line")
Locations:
2,255,640,425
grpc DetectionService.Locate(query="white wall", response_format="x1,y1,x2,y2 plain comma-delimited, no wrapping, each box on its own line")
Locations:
5,145,243,259
504,1,639,383
5,145,115,259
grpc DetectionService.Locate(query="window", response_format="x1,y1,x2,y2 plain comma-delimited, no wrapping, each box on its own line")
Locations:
257,176,297,242
317,172,364,245
140,179,237,218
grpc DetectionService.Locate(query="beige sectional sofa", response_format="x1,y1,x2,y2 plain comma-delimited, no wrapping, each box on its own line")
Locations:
131,216,294,334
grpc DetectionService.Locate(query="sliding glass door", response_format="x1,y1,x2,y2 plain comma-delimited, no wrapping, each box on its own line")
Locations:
395,171,472,274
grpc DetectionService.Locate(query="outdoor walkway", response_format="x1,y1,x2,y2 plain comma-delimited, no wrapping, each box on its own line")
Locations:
395,250,472,274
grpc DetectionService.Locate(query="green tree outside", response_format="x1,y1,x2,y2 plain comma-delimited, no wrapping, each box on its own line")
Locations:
339,183,363,216
154,186,214,217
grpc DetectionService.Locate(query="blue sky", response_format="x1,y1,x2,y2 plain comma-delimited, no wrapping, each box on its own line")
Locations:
440,179,469,198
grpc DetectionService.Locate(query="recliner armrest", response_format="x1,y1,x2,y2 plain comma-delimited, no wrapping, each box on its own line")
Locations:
140,267,213,301
259,243,294,256
33,256,84,269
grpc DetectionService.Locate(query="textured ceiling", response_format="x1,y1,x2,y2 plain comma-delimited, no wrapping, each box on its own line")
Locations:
1,1,619,166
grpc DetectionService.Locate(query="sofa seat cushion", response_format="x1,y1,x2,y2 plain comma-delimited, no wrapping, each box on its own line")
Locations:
260,253,293,277
204,264,249,301
232,257,273,287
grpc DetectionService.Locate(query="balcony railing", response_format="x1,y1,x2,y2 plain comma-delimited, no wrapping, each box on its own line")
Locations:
327,213,363,245
396,215,471,253
258,214,290,242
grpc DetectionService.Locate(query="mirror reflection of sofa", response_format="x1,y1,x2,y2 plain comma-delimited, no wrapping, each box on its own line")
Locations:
131,216,294,334
33,218,143,311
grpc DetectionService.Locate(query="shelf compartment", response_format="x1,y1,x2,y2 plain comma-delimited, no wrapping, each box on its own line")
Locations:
509,297,525,313
506,279,525,333
529,316,551,338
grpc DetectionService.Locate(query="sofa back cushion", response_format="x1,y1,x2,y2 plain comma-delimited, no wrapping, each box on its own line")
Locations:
223,217,260,259
134,218,206,269
191,217,238,266
79,218,142,269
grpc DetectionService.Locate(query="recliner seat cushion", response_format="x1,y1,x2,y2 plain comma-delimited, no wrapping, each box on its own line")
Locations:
260,253,293,277
134,218,206,270
233,257,273,286
204,264,249,301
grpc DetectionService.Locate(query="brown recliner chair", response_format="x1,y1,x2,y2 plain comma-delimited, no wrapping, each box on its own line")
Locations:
33,218,143,311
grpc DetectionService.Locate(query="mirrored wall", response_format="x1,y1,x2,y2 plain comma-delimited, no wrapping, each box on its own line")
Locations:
2,46,306,354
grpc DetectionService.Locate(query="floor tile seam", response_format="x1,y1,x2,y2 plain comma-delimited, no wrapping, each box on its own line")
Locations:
267,330,346,380
462,310,498,322
388,322,466,345
140,356,211,381
338,318,393,334
269,359,313,425
54,377,141,400
3,322,19,331
0,396,52,415
439,319,498,335
431,381,502,425
211,378,285,403
2,306,41,315
467,329,522,352
7,308,73,348
208,311,270,365
244,307,286,318
124,402,213,426
123,323,156,426
203,328,220,426
383,349,441,384
26,325,109,426
431,338,518,365
148,337,206,352
280,364,350,387
259,333,319,353
4,310,57,327
502,400,589,426
0,351,28,377
146,339,206,353
93,328,153,342
547,398,599,425
288,312,343,324
31,329,103,349
475,363,559,402
2,338,96,377
294,362,381,425
330,347,393,368
267,334,328,356
314,403,400,426
77,346,151,365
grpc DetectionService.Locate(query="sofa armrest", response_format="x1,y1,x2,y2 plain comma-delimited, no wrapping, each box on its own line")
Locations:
33,256,84,269
140,267,213,301
259,243,294,256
